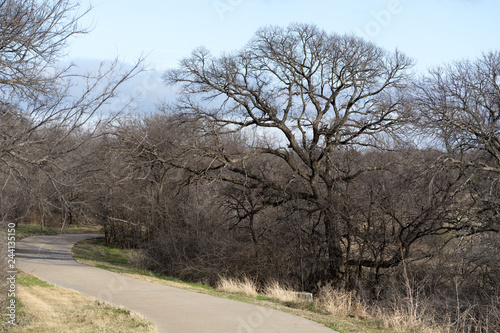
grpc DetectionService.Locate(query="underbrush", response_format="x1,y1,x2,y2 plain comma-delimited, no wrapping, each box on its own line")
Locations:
216,276,500,333
73,238,499,333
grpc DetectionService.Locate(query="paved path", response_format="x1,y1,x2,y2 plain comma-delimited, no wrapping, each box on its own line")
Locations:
16,234,335,333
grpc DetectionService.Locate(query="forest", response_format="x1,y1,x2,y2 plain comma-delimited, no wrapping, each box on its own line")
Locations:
1,1,499,332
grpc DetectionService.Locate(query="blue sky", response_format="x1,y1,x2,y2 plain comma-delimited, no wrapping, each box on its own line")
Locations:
66,0,500,111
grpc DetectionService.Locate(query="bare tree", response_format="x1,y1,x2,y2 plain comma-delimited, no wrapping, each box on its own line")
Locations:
410,52,500,330
164,23,414,283
415,51,500,233
0,0,142,227
0,0,142,317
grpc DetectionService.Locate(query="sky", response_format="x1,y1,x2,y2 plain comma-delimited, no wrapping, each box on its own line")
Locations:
64,0,500,112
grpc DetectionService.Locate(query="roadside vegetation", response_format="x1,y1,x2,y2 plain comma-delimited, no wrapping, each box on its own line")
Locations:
0,271,158,333
72,237,444,333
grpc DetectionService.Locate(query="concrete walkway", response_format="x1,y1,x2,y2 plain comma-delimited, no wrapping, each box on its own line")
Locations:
16,234,335,333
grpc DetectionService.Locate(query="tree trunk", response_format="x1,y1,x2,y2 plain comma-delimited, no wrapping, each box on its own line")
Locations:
324,212,344,285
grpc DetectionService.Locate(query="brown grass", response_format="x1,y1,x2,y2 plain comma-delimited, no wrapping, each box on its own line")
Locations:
316,285,369,318
263,280,300,303
216,276,258,296
374,257,442,333
376,307,440,333
4,273,158,333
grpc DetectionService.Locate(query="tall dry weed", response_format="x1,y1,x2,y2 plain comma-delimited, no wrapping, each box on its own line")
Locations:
316,285,369,318
263,280,300,303
216,276,258,297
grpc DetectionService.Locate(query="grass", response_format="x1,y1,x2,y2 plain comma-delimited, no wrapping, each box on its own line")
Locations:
316,285,369,318
72,238,135,265
263,280,301,303
71,239,400,333
216,275,258,296
1,224,102,240
15,274,53,288
0,272,158,333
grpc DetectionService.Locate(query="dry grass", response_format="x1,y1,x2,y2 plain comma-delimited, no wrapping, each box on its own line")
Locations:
316,285,369,318
216,276,258,297
4,273,158,333
376,307,440,333
263,280,300,303
315,286,447,332
374,259,442,333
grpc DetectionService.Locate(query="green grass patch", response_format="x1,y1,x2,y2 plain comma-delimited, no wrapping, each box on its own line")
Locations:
72,238,132,265
17,273,52,288
256,295,271,301
2,224,102,240
150,274,215,291
95,264,127,272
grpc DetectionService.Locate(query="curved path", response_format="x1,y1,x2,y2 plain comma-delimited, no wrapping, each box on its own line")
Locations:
17,234,335,333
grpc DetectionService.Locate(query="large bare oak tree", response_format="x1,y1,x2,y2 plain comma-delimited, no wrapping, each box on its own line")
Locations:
164,23,414,283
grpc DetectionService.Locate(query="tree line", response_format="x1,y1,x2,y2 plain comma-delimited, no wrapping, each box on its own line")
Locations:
1,3,498,331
